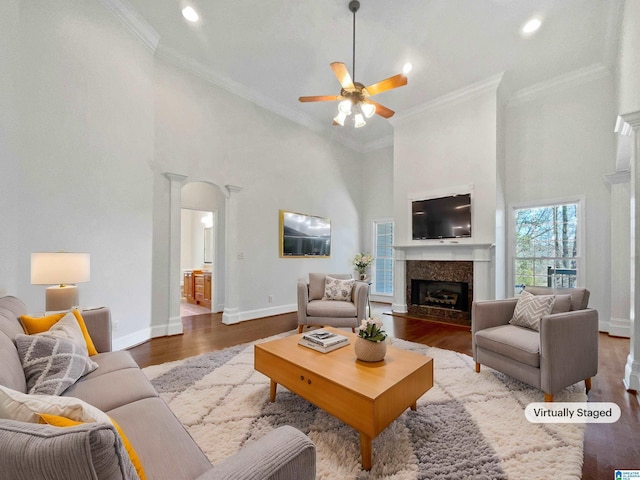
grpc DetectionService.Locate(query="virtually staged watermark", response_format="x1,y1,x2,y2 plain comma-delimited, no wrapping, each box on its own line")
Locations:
525,402,621,423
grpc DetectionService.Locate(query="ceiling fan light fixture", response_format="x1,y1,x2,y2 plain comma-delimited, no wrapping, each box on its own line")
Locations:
361,102,376,118
354,113,366,128
338,99,353,115
333,111,348,126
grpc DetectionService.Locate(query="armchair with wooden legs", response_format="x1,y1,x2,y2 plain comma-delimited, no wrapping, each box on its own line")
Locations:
297,273,369,334
472,286,598,402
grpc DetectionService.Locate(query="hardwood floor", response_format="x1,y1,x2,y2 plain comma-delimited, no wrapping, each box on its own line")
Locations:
128,303,639,479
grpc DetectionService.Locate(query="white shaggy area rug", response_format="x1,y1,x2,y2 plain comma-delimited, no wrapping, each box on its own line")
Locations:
142,332,586,479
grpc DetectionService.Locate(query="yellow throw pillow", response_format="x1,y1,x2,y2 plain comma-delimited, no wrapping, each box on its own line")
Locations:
71,309,98,356
39,413,146,480
19,312,66,334
19,310,98,356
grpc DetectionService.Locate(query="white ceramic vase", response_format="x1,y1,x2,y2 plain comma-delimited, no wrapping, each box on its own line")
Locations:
354,336,387,362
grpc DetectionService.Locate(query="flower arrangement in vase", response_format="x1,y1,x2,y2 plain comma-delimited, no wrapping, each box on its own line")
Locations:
355,317,387,362
352,253,374,280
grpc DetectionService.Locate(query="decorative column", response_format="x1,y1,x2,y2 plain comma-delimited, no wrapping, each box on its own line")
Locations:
604,170,631,337
164,172,188,335
623,111,640,392
222,185,243,325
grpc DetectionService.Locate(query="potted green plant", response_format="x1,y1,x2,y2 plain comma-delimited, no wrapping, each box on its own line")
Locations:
355,318,387,362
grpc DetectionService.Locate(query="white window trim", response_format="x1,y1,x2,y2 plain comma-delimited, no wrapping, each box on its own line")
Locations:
371,218,394,298
507,195,586,296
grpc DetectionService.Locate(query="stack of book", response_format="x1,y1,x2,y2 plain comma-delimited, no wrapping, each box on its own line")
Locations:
298,329,350,353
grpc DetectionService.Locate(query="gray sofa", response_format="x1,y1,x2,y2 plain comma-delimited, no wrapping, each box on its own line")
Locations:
0,295,315,480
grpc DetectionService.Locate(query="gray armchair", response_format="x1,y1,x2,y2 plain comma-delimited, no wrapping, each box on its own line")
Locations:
472,286,598,402
297,273,369,333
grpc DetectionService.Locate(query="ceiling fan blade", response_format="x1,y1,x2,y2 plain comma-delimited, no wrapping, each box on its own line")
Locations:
298,95,339,103
330,62,355,90
364,74,407,97
367,100,395,118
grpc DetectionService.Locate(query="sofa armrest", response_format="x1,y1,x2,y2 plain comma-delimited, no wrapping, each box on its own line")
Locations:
196,426,315,480
471,299,517,335
297,280,309,323
81,307,112,353
539,308,599,394
352,281,369,320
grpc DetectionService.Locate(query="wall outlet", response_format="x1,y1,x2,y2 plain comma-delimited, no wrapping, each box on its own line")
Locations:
237,252,245,260
113,320,119,331
268,295,273,303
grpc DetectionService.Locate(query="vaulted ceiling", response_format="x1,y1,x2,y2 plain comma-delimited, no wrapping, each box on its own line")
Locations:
123,0,623,152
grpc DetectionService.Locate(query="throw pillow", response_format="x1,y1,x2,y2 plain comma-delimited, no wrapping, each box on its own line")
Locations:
509,290,555,331
20,309,98,356
36,311,90,356
0,385,111,424
323,276,355,301
551,293,572,314
15,334,98,395
39,414,146,480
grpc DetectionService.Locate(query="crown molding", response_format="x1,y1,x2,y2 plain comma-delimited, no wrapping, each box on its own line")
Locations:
508,63,611,107
391,73,504,124
98,0,159,52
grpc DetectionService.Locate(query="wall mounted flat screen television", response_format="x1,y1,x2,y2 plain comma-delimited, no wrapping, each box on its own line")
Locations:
280,210,331,257
412,194,472,240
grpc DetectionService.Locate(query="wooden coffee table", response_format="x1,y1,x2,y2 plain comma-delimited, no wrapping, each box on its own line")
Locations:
254,327,433,470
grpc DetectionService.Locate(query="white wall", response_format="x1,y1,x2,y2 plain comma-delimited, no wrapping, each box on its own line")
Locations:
0,1,155,344
617,0,640,114
504,74,617,324
393,90,499,247
360,146,394,254
152,58,364,323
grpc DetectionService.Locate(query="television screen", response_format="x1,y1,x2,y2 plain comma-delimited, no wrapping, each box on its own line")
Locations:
412,194,472,240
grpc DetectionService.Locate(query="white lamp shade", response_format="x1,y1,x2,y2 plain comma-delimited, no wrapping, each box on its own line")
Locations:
361,102,376,118
354,113,366,128
31,252,91,285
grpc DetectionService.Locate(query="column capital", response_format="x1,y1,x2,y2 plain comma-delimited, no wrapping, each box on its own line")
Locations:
224,184,243,198
164,172,188,184
621,111,640,131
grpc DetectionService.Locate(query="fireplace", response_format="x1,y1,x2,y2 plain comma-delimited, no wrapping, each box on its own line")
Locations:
406,260,473,326
411,280,469,312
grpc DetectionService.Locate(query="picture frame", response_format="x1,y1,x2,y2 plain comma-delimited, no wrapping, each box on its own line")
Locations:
279,210,331,258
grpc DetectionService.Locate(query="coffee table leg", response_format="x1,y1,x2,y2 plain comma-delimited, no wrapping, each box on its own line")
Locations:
359,432,372,471
269,380,277,402
410,401,417,411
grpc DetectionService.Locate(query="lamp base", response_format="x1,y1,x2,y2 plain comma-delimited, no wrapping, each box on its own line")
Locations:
45,285,79,312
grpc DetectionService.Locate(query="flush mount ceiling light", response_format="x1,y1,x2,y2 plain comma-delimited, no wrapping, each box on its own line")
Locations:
298,0,408,128
182,5,199,23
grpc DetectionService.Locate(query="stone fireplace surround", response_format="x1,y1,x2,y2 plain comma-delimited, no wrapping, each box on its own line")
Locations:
392,243,495,326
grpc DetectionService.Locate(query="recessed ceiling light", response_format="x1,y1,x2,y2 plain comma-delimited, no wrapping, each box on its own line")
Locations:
182,6,199,23
402,62,413,75
522,17,542,35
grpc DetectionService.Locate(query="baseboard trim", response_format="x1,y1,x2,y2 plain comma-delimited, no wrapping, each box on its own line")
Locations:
113,328,152,351
608,317,631,338
223,304,297,325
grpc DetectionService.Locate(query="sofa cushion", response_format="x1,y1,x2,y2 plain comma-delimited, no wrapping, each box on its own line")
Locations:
16,334,98,395
108,397,212,480
307,299,357,318
475,325,540,368
509,290,554,331
0,332,27,393
85,351,140,379
63,367,158,413
323,276,355,301
0,418,139,480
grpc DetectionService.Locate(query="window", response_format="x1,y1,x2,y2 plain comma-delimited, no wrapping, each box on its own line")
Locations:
373,220,393,295
513,202,580,294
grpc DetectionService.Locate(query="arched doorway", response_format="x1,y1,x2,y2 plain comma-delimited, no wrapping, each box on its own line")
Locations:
180,181,226,317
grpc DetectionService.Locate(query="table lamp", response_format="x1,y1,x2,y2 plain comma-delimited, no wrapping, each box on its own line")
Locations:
31,252,91,311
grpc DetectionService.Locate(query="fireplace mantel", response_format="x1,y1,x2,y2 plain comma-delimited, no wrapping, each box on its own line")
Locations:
393,243,495,262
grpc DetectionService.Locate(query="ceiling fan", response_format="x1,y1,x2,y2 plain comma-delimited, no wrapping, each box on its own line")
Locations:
298,0,408,128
